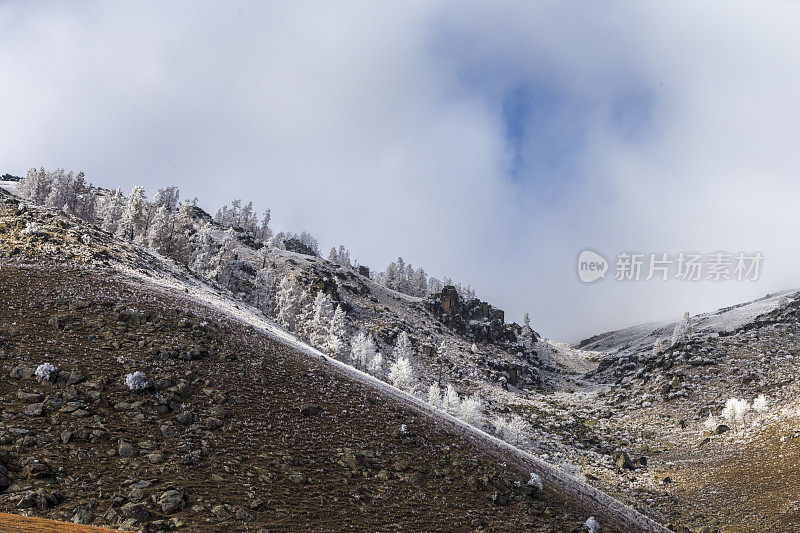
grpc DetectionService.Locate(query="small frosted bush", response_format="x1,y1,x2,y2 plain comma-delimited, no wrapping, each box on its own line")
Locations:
22,222,41,236
584,516,599,533
527,472,542,491
753,394,769,414
125,371,149,391
35,362,57,381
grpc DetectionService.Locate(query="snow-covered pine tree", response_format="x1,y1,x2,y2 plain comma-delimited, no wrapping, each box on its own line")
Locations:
520,313,534,350
327,305,348,358
213,227,239,285
652,338,665,357
367,352,383,376
388,356,414,390
276,277,301,332
393,331,414,361
443,384,460,415
427,382,442,408
428,276,443,295
44,169,73,212
116,186,148,242
309,292,334,350
146,205,175,255
459,394,484,428
414,268,428,296
671,311,691,346
507,415,527,446
350,329,377,372
296,289,316,341
73,172,97,222
254,268,278,315
152,186,180,211
18,167,54,205
100,188,126,235
258,209,272,242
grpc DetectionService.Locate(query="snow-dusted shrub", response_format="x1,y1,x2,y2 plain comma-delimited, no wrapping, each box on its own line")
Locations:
495,415,528,446
584,516,599,533
721,397,750,431
753,394,769,415
527,472,542,492
22,221,41,236
442,384,460,415
125,371,149,391
459,394,484,428
35,362,57,381
652,338,665,357
559,461,585,481
703,414,718,432
506,415,527,446
427,382,442,409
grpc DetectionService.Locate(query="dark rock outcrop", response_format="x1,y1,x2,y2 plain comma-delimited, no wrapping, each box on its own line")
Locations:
425,286,534,345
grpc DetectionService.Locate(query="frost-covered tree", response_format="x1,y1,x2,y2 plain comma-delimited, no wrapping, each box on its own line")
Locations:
671,311,691,346
146,205,175,254
520,313,534,350
350,329,378,373
459,394,483,428
100,188,126,235
296,290,316,341
44,170,75,212
276,277,302,332
189,223,217,275
753,394,769,415
327,305,348,358
327,245,352,268
116,186,148,242
506,415,527,446
443,384,460,415
722,397,750,432
152,186,180,211
309,292,334,350
258,209,272,242
392,331,414,360
428,276,443,295
427,382,442,409
414,268,428,296
653,338,666,357
388,356,414,390
367,352,384,376
212,227,239,285
18,167,54,204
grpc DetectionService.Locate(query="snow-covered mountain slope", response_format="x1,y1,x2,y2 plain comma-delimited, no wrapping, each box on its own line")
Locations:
577,290,800,357
0,189,668,531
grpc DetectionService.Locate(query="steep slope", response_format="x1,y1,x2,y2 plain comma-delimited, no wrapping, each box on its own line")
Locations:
577,291,800,531
577,291,797,357
0,191,666,531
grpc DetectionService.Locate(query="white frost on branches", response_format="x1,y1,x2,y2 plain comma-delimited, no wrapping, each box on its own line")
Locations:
35,362,57,381
125,371,150,391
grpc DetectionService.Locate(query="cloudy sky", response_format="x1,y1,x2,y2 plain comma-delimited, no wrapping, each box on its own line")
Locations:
2,1,800,341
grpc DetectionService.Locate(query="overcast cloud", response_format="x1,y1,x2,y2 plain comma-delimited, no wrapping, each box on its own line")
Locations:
2,1,799,341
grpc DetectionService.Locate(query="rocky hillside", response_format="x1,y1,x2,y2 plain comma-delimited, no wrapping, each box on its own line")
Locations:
0,189,666,531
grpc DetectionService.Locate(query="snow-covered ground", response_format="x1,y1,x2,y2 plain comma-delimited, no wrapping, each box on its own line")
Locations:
577,290,799,357
0,181,18,194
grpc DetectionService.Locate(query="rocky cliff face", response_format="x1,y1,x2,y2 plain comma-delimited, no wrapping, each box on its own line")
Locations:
424,285,537,346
